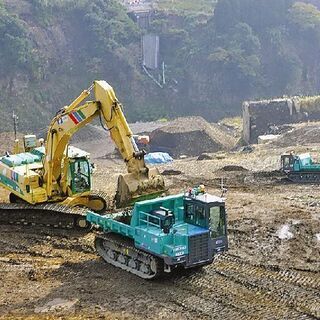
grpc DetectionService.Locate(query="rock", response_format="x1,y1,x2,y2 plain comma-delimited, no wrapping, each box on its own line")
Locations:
34,298,78,314
241,145,254,153
27,269,37,281
197,153,213,160
215,153,226,160
161,169,182,176
276,225,294,240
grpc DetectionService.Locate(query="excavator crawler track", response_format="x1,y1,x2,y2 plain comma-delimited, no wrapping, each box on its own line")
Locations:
0,191,113,231
94,232,164,279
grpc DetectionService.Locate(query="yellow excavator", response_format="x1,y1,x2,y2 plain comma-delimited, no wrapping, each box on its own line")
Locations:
0,80,165,229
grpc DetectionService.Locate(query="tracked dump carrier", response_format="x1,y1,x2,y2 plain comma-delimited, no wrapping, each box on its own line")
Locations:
281,153,320,183
87,186,228,279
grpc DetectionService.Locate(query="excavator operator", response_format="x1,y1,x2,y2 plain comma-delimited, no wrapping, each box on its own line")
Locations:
74,163,90,192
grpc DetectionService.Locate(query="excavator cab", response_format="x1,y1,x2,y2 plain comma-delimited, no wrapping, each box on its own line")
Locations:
69,158,91,194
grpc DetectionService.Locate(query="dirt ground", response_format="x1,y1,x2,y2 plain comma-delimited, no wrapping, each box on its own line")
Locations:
0,124,319,319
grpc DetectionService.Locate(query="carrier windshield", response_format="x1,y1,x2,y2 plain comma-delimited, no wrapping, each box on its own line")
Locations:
209,206,226,238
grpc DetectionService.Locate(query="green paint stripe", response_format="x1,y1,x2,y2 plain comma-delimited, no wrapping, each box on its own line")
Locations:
0,173,24,195
77,110,86,120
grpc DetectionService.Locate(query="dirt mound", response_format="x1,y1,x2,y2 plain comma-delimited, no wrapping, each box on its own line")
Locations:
197,153,213,160
274,122,320,147
221,165,248,172
71,121,167,143
71,124,106,143
149,117,237,158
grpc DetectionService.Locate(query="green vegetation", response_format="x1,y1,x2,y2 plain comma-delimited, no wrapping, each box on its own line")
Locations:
156,0,217,14
151,0,320,119
1,0,320,132
0,0,144,131
0,4,41,77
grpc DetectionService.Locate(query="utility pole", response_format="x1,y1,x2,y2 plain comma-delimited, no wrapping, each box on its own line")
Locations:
12,111,18,140
162,61,166,85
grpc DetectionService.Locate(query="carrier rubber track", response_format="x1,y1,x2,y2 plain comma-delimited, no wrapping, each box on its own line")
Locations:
0,191,112,231
169,254,320,320
94,232,164,279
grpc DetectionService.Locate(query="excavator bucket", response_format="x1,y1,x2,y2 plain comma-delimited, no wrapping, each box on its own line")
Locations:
115,167,166,208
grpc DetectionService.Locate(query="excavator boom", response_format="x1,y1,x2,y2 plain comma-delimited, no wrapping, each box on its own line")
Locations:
44,80,165,207
93,81,166,206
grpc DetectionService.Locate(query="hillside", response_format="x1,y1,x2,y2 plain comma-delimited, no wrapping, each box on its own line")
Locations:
0,0,164,132
1,0,320,133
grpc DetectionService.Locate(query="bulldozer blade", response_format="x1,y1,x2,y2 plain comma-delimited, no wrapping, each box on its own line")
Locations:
115,168,166,208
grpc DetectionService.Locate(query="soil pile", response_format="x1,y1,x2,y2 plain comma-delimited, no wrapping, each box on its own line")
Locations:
149,116,237,158
71,121,167,143
71,124,106,143
221,165,248,172
274,122,320,147
71,121,168,159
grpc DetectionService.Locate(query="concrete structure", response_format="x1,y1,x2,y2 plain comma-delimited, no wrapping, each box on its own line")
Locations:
142,34,159,69
128,9,152,29
242,98,294,144
242,95,320,144
257,134,281,144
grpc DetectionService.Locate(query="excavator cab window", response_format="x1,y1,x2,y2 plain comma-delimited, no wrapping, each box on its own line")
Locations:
70,158,91,194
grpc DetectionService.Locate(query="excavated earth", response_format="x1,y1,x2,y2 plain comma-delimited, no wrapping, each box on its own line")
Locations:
0,121,320,320
149,116,238,158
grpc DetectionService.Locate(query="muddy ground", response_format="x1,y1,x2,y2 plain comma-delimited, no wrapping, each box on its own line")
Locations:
0,128,319,319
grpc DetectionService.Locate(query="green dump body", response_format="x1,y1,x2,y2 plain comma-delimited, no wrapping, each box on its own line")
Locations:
87,192,228,268
294,153,320,171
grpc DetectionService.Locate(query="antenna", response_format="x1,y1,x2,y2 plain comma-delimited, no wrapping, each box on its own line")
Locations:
12,111,18,140
220,177,228,198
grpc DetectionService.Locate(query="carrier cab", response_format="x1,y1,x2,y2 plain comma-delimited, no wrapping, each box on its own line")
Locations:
183,191,228,266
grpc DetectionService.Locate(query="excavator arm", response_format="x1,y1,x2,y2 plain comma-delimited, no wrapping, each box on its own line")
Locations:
44,80,165,207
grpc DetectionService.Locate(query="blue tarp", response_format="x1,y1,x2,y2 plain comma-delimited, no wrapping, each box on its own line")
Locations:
144,152,173,164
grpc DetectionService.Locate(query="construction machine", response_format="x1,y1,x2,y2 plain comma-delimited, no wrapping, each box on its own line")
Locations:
281,152,320,183
0,81,165,229
87,185,228,279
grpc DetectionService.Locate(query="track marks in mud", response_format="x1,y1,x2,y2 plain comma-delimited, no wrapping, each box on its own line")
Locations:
170,254,320,320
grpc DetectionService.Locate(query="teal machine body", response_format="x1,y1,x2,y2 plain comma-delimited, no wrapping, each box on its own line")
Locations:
281,153,320,183
87,188,228,272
